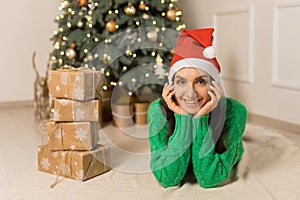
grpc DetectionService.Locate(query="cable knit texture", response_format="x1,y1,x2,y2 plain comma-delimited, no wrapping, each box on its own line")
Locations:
148,97,247,188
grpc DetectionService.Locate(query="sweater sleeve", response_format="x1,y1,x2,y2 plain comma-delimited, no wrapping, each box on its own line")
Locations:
192,98,247,188
148,99,192,188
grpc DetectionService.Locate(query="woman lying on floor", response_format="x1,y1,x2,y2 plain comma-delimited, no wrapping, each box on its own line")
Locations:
148,28,247,188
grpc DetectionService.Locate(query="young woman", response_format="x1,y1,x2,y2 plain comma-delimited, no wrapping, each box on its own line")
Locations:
148,28,247,188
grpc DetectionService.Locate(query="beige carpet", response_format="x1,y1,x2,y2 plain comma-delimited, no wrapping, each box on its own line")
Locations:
1,106,300,200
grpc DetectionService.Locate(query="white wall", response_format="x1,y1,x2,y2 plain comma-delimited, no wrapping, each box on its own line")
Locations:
0,0,59,102
178,0,300,125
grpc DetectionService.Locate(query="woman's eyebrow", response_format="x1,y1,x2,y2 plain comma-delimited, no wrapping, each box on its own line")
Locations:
195,75,209,79
174,75,185,79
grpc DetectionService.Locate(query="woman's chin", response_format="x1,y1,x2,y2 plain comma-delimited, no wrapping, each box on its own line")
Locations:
181,106,200,115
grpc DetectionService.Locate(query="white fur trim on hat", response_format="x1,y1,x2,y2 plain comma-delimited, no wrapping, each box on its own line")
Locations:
168,58,220,85
203,46,216,59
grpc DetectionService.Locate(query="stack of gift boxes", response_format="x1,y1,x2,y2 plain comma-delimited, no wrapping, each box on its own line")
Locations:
37,67,111,181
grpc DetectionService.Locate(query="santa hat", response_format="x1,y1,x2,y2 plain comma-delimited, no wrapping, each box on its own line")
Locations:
168,28,221,85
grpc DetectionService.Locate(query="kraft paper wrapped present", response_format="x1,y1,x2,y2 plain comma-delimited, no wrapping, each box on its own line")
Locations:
53,99,102,126
48,121,99,151
37,144,110,181
48,67,103,101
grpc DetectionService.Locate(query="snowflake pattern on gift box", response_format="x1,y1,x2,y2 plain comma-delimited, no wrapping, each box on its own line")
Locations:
75,75,81,82
76,170,84,180
53,110,60,121
73,87,84,100
70,144,76,150
55,85,61,92
72,108,85,121
60,164,70,175
41,157,50,170
75,128,88,141
60,72,70,85
59,99,69,106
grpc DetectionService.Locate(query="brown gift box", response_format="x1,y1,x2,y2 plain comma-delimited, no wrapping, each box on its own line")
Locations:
48,121,99,151
37,144,110,181
48,68,103,101
53,99,102,126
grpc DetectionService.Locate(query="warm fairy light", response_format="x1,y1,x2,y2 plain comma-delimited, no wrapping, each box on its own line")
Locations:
58,59,63,64
68,8,72,12
176,17,180,21
103,85,108,90
84,49,88,53
145,73,150,78
56,16,60,20
131,78,136,83
87,33,91,38
62,36,67,40
67,23,71,28
115,10,119,14
51,56,56,61
88,11,92,15
123,66,127,71
54,42,60,49
161,27,166,31
88,23,93,28
169,3,174,8
137,38,142,42
132,53,137,58
95,2,98,6
151,51,156,56
60,51,64,55
136,21,140,25
108,10,113,14
161,0,165,4
128,92,133,95
145,7,149,11
118,81,123,86
162,12,165,16
159,42,163,47
152,21,157,25
54,30,58,35
106,72,110,76
94,38,99,42
60,15,64,19
59,27,64,32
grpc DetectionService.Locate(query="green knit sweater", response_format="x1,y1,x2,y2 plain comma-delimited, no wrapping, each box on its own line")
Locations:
148,97,247,188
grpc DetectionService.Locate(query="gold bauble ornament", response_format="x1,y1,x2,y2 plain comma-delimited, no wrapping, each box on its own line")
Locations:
105,20,117,32
166,8,176,21
77,0,88,7
70,42,76,49
66,48,76,59
124,3,136,15
138,1,146,10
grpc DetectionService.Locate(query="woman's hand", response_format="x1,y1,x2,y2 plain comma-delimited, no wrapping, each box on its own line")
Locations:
162,83,188,115
194,81,223,118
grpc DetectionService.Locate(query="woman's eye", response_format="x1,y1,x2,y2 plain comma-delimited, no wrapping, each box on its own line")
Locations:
196,79,207,85
175,80,185,85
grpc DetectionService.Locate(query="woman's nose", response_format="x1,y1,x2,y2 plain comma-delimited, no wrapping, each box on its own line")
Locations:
186,84,197,98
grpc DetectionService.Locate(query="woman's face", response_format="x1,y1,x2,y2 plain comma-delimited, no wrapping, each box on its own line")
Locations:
173,68,212,115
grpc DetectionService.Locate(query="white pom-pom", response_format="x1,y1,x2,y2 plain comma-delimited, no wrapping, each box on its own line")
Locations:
203,46,216,59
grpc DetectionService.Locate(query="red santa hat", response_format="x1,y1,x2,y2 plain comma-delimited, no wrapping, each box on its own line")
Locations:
168,28,221,84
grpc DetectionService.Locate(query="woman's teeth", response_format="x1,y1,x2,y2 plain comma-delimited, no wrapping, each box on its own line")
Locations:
183,99,198,104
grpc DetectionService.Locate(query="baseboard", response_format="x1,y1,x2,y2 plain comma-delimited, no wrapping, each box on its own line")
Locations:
248,112,300,134
0,100,33,109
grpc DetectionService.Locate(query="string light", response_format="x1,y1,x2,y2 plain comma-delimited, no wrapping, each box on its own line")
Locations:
108,10,113,14
84,49,88,53
128,92,133,96
115,10,119,14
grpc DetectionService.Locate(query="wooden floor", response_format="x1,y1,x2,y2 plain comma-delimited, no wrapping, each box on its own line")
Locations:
1,106,300,199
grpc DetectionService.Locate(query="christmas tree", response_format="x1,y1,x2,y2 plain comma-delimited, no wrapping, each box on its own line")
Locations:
50,0,185,100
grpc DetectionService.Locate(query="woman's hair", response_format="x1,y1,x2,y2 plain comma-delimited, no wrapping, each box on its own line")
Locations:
159,76,227,154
